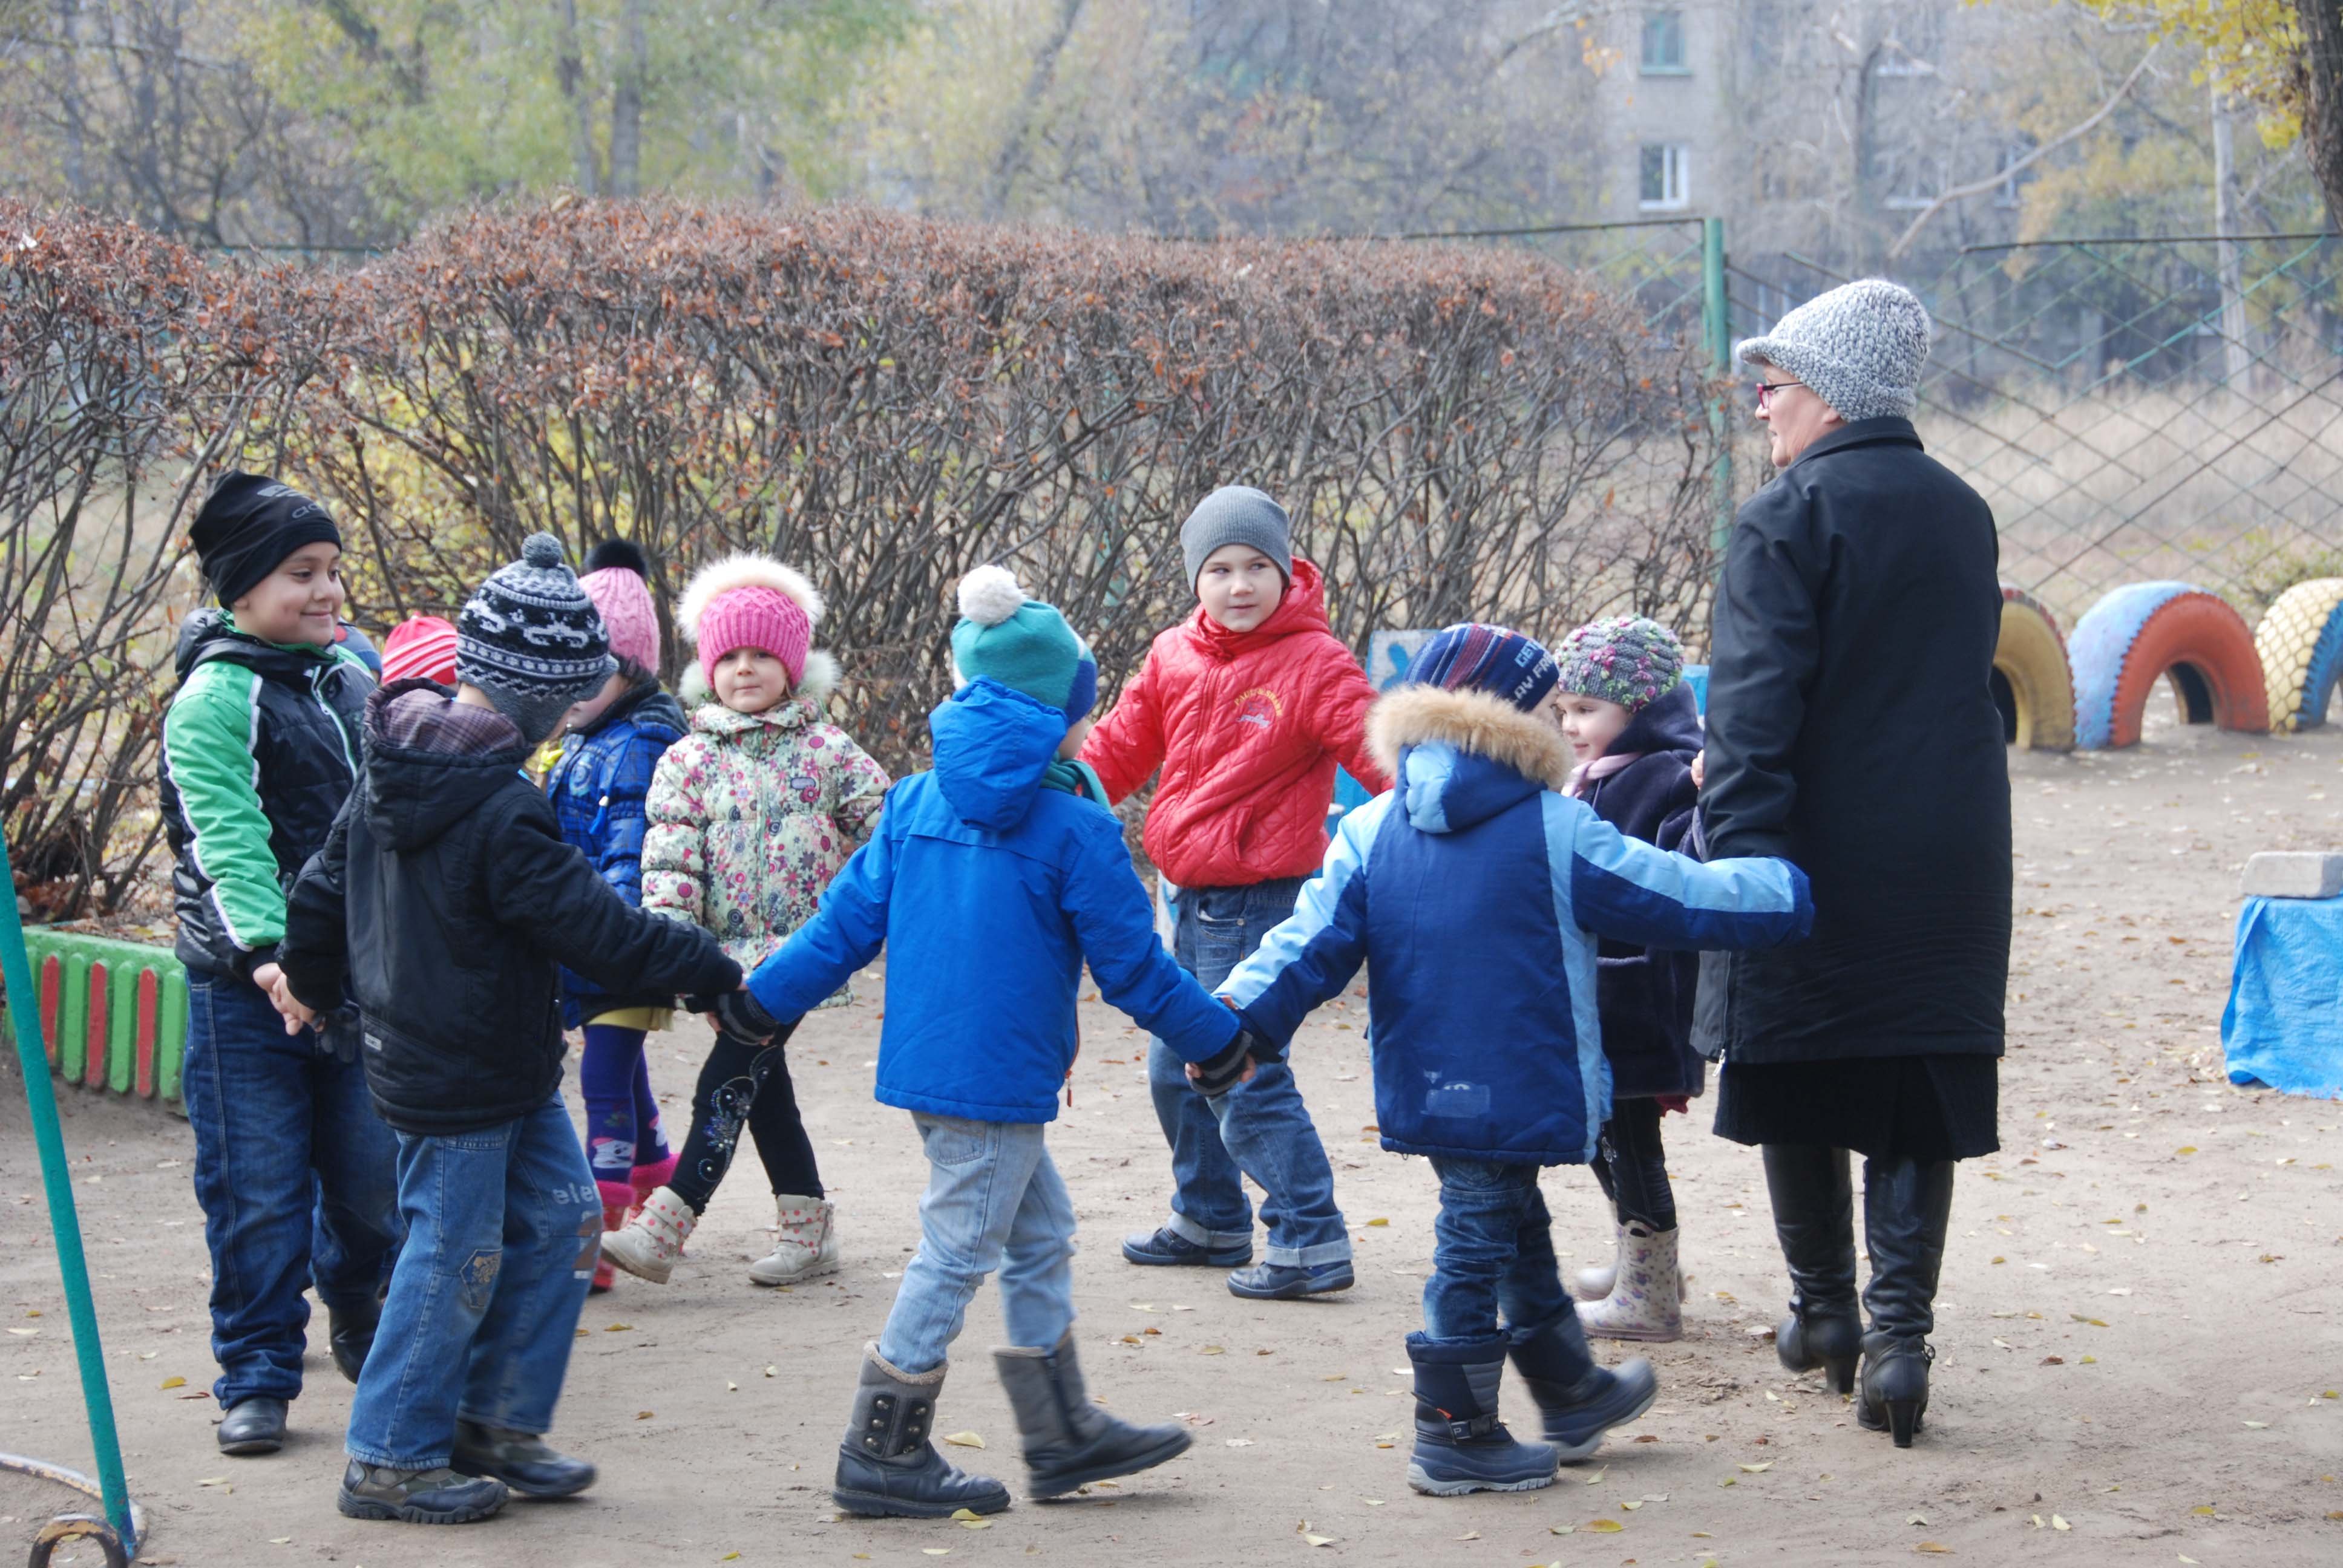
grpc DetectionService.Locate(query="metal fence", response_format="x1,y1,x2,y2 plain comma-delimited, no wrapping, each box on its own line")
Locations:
1413,218,2343,631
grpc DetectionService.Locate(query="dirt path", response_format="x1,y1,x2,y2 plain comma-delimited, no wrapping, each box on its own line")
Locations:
6,711,2342,1567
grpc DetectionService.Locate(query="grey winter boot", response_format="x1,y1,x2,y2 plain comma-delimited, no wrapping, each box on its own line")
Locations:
833,1345,1012,1518
994,1330,1192,1497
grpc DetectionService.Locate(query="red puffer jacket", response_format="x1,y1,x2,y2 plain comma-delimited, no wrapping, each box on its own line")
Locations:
1083,558,1391,889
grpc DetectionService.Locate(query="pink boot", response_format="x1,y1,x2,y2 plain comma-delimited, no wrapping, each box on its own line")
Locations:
593,1181,634,1295
631,1154,678,1214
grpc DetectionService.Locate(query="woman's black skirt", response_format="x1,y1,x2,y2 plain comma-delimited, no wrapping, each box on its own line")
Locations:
1712,1054,1999,1161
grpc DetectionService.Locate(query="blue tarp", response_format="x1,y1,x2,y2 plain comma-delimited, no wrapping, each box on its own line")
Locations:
2223,895,2343,1099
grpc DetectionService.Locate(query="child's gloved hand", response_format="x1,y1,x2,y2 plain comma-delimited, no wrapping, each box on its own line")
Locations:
1187,1027,1265,1097
687,986,784,1045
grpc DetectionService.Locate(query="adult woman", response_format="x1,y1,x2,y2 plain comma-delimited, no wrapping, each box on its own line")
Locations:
1700,279,2012,1448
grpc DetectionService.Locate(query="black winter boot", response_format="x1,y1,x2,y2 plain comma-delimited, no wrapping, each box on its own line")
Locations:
833,1346,1012,1518
994,1331,1191,1498
1857,1156,1955,1446
1506,1310,1658,1462
1762,1143,1862,1395
329,1302,380,1385
1404,1333,1559,1495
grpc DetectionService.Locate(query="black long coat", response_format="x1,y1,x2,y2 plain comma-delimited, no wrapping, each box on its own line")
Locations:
1699,418,2011,1065
1581,682,1708,1099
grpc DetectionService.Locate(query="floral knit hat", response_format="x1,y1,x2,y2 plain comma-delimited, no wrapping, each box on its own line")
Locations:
1553,615,1686,713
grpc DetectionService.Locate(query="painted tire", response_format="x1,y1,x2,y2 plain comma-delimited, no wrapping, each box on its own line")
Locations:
1993,587,2074,751
2255,577,2343,733
2068,581,2270,750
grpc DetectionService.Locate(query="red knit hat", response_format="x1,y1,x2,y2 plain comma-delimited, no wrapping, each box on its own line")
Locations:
676,556,822,692
379,614,459,685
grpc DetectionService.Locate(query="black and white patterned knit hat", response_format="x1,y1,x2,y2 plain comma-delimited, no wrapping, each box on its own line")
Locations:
455,533,614,744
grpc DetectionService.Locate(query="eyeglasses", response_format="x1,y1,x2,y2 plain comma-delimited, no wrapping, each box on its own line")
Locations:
1754,380,1804,409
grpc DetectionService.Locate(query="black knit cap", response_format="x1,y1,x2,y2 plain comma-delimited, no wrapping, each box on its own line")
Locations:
191,473,342,607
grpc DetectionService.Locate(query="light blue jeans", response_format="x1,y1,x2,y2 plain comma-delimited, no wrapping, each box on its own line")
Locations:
1148,879,1351,1269
877,1116,1078,1376
345,1094,600,1469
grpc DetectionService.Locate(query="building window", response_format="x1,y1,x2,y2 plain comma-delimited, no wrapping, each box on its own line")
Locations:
1640,10,1688,74
1639,144,1689,210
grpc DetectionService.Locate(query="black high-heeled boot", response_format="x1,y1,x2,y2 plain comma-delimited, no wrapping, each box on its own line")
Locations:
1761,1145,1861,1396
1857,1155,1955,1447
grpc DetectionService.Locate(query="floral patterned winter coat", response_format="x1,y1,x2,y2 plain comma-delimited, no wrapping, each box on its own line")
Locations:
640,691,891,997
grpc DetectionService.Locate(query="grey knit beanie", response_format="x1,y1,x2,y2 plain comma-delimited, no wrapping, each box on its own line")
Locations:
1179,485,1294,588
456,533,615,745
1734,279,1932,422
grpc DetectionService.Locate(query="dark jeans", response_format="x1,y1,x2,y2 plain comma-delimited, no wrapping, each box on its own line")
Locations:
668,1023,819,1213
1146,878,1349,1269
345,1094,598,1468
1589,1097,1677,1230
182,972,401,1408
1421,1158,1575,1344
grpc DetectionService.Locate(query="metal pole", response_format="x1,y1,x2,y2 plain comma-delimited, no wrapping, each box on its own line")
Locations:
0,834,136,1550
1703,216,1735,564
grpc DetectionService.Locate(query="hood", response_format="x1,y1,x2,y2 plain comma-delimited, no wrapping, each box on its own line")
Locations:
1182,556,1337,662
678,649,842,724
361,681,533,851
173,606,343,684
1608,681,1703,757
1369,685,1570,835
928,679,1068,832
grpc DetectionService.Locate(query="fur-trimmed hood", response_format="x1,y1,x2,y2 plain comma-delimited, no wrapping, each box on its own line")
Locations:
675,554,824,643
1368,685,1571,835
677,648,841,719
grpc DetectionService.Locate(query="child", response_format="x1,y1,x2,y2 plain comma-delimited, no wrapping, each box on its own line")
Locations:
159,472,401,1459
743,567,1254,1518
605,555,891,1285
275,535,741,1526
548,540,690,1293
1550,616,1706,1342
1083,485,1388,1300
379,613,458,685
1217,624,1811,1497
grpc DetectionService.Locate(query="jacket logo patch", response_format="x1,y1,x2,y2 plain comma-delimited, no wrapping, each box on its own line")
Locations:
1231,687,1284,730
1422,1080,1492,1119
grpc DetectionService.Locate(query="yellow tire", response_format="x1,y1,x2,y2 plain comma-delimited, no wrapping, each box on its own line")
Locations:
1995,587,2075,751
2256,577,2343,734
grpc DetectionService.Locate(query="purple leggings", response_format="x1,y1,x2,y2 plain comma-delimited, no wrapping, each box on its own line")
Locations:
579,1024,672,1187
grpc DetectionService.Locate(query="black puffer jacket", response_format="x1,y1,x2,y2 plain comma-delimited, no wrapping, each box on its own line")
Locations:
281,680,741,1135
159,609,372,981
1579,682,1706,1099
1700,417,2011,1064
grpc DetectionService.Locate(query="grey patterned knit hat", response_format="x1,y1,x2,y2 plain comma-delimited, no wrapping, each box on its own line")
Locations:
1554,615,1686,713
456,533,614,745
1734,279,1931,422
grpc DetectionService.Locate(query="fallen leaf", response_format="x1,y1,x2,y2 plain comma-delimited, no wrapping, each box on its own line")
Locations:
267,1540,290,1547
159,1376,185,1390
2243,1420,2269,1429
1585,1518,1625,1533
1226,1438,1256,1448
2181,1556,2200,1564
922,1552,951,1559
635,1410,654,1420
722,1555,741,1563
1456,1530,1481,1540
2053,1515,2070,1531
1908,1514,1928,1526
726,1380,738,1391
2190,1505,2215,1516
5,1328,36,1337
943,1431,985,1449
1583,1467,1607,1485
1199,1345,1226,1356
1621,1500,1643,1511
1916,1545,1953,1555
195,1477,229,1488
1719,1477,1737,1488
1550,1524,1575,1534
2175,1146,2197,1156
1360,1498,1384,1506
960,1521,992,1531
1738,1462,1772,1473
605,1322,634,1332
1303,1535,1336,1547
952,1508,987,1521
1366,1217,1389,1227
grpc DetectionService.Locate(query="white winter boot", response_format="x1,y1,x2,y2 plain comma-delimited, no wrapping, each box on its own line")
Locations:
1576,1222,1683,1342
749,1194,840,1286
1571,1226,1624,1302
600,1186,696,1285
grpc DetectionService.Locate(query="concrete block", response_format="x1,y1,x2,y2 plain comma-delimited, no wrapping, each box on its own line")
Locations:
2241,852,2343,900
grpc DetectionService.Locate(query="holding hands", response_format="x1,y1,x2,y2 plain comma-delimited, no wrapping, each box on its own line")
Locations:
686,985,785,1045
254,962,316,1036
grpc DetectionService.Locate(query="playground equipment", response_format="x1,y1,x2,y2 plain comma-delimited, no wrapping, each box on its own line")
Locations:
1992,586,2076,751
0,835,143,1566
2068,581,2269,750
2255,577,2343,734
1,929,189,1111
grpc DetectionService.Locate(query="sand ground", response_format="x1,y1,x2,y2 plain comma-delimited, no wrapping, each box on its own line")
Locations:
5,704,2342,1567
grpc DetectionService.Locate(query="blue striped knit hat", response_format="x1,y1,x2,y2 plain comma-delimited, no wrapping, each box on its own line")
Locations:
1405,624,1560,713
1553,615,1686,713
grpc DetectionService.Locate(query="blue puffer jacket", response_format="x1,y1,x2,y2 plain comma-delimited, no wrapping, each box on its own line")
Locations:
747,679,1240,1124
1222,685,1811,1166
544,677,690,1025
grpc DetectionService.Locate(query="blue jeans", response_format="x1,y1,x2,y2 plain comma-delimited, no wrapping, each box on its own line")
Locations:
182,972,401,1408
346,1094,600,1468
1147,879,1350,1269
1421,1158,1576,1345
877,1116,1076,1376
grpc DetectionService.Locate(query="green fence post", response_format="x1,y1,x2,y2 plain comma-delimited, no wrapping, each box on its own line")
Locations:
0,840,138,1551
1702,217,1734,566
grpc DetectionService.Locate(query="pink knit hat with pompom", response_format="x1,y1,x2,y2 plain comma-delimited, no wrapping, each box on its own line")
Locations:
577,538,662,673
676,555,822,691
